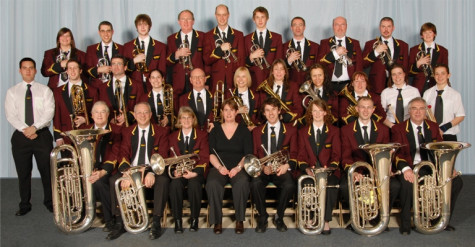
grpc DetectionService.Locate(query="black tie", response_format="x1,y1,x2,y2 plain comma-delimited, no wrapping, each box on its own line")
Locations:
426,47,432,59
184,34,189,45
417,126,428,160
434,90,444,124
384,40,391,58
270,126,277,153
25,84,34,126
396,88,404,123
316,128,321,154
275,85,281,98
184,136,190,154
259,31,264,48
316,89,321,99
362,126,369,144
138,130,146,165
104,45,110,62
296,41,302,54
141,40,145,51
156,93,163,117
196,92,205,123
222,32,226,42
238,93,243,99
334,40,343,78
115,79,121,110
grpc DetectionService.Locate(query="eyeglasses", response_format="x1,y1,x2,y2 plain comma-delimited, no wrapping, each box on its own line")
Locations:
190,75,205,80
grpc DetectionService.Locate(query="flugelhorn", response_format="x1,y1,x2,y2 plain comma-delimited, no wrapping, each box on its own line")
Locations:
50,129,110,233
372,40,393,66
215,36,238,63
70,85,90,129
286,47,307,72
348,143,401,236
256,80,297,122
213,81,224,123
133,44,149,72
250,40,271,70
179,42,193,72
243,144,289,177
228,89,255,127
413,141,470,234
330,44,353,67
97,58,111,82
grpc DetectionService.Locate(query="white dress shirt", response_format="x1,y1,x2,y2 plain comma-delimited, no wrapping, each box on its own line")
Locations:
358,119,371,140
193,88,207,111
180,31,193,48
331,36,350,81
381,83,420,123
132,125,150,166
237,89,250,110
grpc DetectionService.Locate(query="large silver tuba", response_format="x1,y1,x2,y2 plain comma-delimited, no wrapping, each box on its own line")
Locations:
50,129,110,234
297,167,338,235
413,141,470,234
243,145,289,177
348,143,401,236
97,58,111,82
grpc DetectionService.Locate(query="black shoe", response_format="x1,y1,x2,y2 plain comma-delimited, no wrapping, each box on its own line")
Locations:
385,227,390,232
445,225,456,231
103,220,115,232
15,208,31,216
255,217,268,233
149,218,162,240
274,218,287,232
399,227,411,235
174,219,183,234
322,229,332,235
346,224,354,231
46,205,54,213
235,221,244,234
190,218,199,232
106,222,126,240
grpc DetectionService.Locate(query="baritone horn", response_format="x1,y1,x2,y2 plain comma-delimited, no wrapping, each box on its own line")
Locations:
215,36,238,63
250,40,271,70
286,47,307,72
413,141,470,234
256,80,297,122
372,40,393,66
50,129,110,234
70,84,90,129
179,42,193,72
348,143,401,236
297,167,338,235
97,58,111,82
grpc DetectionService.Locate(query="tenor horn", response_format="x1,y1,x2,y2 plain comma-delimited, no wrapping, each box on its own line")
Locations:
348,143,401,236
50,129,110,234
413,141,470,234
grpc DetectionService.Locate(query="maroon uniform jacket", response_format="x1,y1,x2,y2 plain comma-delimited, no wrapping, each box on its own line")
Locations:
260,82,303,123
340,120,390,172
339,91,386,125
53,82,98,141
203,26,245,92
168,128,209,177
244,30,284,90
123,37,167,92
118,123,169,173
230,88,261,126
299,87,339,126
166,30,205,96
83,123,122,174
409,43,449,94
41,48,86,89
178,90,214,129
317,36,363,79
391,119,442,171
283,39,319,86
85,42,123,88
362,37,409,94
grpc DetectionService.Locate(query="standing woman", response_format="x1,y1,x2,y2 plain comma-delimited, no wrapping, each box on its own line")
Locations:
297,99,341,235
206,98,253,234
139,69,171,128
41,27,86,89
231,66,261,130
168,106,209,233
381,64,420,128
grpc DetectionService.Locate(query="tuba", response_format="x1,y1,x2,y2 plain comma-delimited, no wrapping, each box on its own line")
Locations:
339,84,358,118
413,141,470,234
228,89,255,127
330,44,353,67
250,40,271,70
162,84,176,130
286,47,307,72
256,80,297,122
133,44,149,73
297,167,338,235
416,50,433,78
178,42,194,72
213,81,225,123
243,145,289,177
70,85,90,129
348,143,401,236
50,129,110,233
215,36,238,63
97,58,111,82
372,40,393,66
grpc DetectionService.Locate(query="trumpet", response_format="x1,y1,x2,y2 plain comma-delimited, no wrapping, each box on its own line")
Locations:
114,81,129,127
133,44,149,73
372,40,393,66
70,85,90,129
256,80,297,122
250,40,271,70
213,81,224,123
243,145,289,177
339,85,358,118
416,50,433,77
215,36,238,63
286,47,307,72
228,89,255,127
167,147,199,179
299,81,338,123
97,58,111,83
330,44,353,67
162,84,176,130
178,43,193,72
426,105,436,122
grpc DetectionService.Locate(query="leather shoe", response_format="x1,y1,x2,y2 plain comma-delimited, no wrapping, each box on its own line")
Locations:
213,223,222,234
15,208,31,216
255,218,268,233
149,219,162,240
189,218,199,232
274,218,287,232
103,219,115,232
345,224,354,231
174,219,183,234
399,227,411,235
322,229,331,235
445,225,456,231
235,221,244,234
46,205,54,213
106,222,126,240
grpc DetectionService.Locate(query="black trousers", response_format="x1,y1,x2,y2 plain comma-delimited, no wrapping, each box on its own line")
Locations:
300,173,340,222
251,172,295,220
169,175,204,219
11,129,53,210
205,168,250,225
93,173,112,222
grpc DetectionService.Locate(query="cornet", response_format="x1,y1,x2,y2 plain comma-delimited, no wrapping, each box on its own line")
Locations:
133,44,149,72
330,44,353,67
372,40,393,66
70,85,90,129
56,51,69,81
286,47,307,72
97,58,111,83
178,43,193,72
215,36,238,63
416,50,433,77
250,40,271,70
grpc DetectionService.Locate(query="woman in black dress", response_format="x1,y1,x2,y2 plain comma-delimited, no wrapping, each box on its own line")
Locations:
205,98,253,234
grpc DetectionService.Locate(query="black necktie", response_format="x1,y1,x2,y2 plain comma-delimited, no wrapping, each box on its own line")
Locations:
275,85,281,98
362,126,369,144
222,32,226,42
296,41,302,54
25,84,34,126
138,130,146,165
384,40,391,58
316,89,321,99
184,34,189,45
156,93,163,116
141,40,145,51
316,128,321,154
104,45,110,62
396,88,404,123
115,79,121,110
196,92,205,123
259,31,264,48
270,126,277,153
434,90,444,124
426,47,432,59
238,93,243,99
417,126,428,160
184,136,190,154
334,40,343,78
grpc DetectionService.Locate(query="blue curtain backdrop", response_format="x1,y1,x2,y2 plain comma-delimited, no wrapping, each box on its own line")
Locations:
1,0,474,177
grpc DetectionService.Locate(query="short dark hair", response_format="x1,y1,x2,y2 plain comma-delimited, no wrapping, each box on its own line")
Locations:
387,63,407,87
111,55,127,65
261,97,281,115
66,59,82,70
19,57,36,69
291,16,305,26
380,17,394,25
98,21,113,30
253,6,269,19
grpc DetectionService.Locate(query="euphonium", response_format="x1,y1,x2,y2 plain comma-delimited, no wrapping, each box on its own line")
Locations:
339,85,358,117
133,44,149,72
256,80,297,122
214,36,238,63
213,81,224,123
372,40,393,66
162,84,176,130
348,143,401,236
413,141,470,234
97,58,111,82
178,43,194,72
166,147,199,179
250,40,271,70
70,85,90,129
50,129,110,234
330,44,353,67
243,145,289,177
114,81,129,127
416,50,433,77
228,89,255,127
286,47,307,72
297,167,338,235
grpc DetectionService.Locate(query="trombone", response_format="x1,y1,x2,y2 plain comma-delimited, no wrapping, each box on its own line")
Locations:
213,81,225,123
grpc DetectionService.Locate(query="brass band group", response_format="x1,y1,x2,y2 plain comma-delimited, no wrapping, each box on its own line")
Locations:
5,3,469,242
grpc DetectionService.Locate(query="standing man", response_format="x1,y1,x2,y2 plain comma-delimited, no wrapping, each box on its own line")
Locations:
362,17,409,94
124,14,167,93
86,21,124,88
5,58,55,215
203,4,245,92
284,17,319,86
245,6,283,89
318,16,363,94
166,10,204,98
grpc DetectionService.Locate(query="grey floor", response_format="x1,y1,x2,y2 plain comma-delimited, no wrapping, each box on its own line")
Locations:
1,177,474,247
